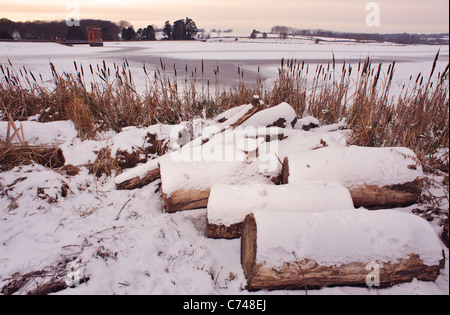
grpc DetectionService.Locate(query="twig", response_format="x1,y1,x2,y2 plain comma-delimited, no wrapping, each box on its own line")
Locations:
115,198,132,220
93,226,124,235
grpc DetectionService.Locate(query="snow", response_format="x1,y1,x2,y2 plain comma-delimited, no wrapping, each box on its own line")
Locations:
288,145,424,188
253,209,445,267
239,102,297,128
293,116,320,130
207,182,354,227
1,39,449,295
277,128,349,158
0,120,78,145
114,158,159,184
109,124,176,157
0,111,448,295
214,104,253,125
0,165,244,294
159,156,273,197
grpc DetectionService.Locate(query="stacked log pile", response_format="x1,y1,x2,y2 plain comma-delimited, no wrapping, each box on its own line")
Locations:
158,101,298,213
110,100,445,291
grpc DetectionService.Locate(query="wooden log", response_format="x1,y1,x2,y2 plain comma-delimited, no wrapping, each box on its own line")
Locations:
241,210,445,291
230,104,262,128
159,149,280,213
115,168,161,190
114,159,160,190
288,146,425,209
163,188,211,213
206,219,244,240
238,102,297,129
349,178,423,209
207,182,354,239
215,104,253,124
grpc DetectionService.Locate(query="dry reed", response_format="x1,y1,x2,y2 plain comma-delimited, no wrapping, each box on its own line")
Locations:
0,53,448,175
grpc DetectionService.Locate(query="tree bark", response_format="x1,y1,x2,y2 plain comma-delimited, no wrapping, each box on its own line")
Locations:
230,104,262,128
349,179,423,209
245,256,443,291
115,168,161,190
280,157,289,185
206,220,243,239
163,189,211,213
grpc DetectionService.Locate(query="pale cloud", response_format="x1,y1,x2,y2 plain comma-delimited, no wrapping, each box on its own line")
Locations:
0,0,448,33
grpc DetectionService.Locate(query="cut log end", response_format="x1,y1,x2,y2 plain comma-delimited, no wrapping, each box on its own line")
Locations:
241,214,257,280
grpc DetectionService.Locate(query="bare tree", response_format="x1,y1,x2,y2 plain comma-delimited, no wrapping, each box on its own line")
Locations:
117,20,131,29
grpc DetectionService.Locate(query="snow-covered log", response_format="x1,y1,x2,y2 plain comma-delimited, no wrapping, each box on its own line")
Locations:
241,210,445,291
230,103,262,128
206,182,354,239
159,156,277,213
158,126,284,212
114,159,160,190
287,146,424,209
239,102,297,129
215,96,263,128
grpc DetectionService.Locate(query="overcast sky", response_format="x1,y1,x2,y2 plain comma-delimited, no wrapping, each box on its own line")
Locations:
1,0,449,34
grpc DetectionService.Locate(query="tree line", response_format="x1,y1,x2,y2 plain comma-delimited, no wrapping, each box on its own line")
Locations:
162,18,198,40
120,22,156,41
0,18,121,41
121,17,198,41
270,25,449,45
0,17,199,42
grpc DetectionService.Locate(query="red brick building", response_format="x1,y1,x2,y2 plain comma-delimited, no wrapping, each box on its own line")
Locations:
86,27,103,46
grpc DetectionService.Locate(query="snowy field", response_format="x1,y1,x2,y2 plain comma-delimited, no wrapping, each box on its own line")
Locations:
0,39,449,296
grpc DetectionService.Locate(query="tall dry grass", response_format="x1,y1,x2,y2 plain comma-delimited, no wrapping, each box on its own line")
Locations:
0,53,448,174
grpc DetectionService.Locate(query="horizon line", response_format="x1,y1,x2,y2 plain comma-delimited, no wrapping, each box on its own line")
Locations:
1,17,449,36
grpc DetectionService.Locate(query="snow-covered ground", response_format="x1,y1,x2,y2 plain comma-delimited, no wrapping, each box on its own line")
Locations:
0,40,449,295
0,107,448,295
